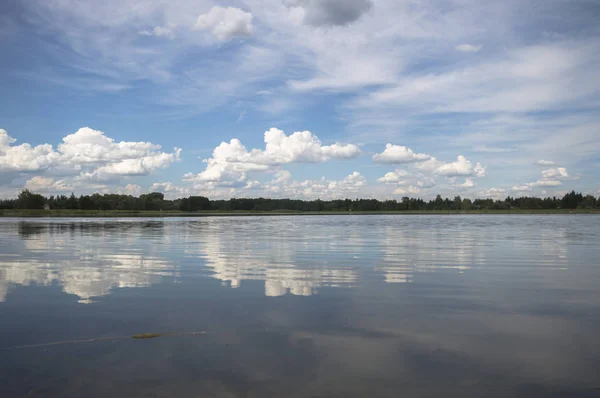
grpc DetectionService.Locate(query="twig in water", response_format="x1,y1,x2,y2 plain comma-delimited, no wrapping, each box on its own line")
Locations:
1,331,207,350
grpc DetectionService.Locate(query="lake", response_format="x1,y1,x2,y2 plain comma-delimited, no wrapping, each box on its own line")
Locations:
1,215,599,397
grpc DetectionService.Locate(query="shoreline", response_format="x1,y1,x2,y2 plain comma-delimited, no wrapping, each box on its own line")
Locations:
1,209,599,217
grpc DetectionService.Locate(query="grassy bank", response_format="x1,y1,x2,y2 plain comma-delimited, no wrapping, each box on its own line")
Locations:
1,208,599,217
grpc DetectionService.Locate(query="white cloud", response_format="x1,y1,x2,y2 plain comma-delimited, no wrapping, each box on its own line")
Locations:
372,144,430,164
513,167,570,191
175,170,369,201
436,155,486,178
0,129,60,172
393,185,420,195
536,160,555,166
150,182,190,198
416,178,436,189
375,150,485,197
262,128,361,162
414,157,444,172
193,7,254,41
376,169,408,184
119,184,143,196
478,188,506,199
352,40,600,124
455,44,482,53
263,171,367,200
457,178,475,188
187,128,360,185
529,179,562,187
57,127,169,164
0,129,12,147
273,170,292,184
24,176,73,193
1,127,181,192
541,167,568,180
511,184,532,192
474,163,488,178
410,154,486,178
325,171,366,194
138,26,176,39
80,151,181,181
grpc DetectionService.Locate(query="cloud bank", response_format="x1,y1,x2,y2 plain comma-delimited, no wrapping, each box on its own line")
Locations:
0,127,180,193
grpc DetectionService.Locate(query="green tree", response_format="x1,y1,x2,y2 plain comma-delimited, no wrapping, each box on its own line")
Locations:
66,193,79,209
453,196,462,210
579,195,596,209
461,198,472,210
433,195,444,210
180,196,210,211
79,195,97,210
561,191,583,209
16,189,45,209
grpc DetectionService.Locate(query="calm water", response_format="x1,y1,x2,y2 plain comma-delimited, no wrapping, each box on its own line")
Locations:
1,215,599,397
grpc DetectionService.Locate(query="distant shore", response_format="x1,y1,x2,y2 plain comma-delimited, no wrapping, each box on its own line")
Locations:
1,209,599,217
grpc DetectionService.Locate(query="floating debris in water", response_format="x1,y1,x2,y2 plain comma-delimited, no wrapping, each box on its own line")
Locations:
1,331,207,350
131,333,163,339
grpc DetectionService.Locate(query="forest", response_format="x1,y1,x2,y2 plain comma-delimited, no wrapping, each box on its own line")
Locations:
1,189,598,212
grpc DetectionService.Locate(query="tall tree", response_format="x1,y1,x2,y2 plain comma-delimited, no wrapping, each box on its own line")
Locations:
16,189,45,209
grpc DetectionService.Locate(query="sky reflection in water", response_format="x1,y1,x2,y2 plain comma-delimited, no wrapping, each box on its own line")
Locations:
0,215,599,397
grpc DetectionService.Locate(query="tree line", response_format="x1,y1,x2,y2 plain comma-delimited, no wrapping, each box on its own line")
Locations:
0,189,598,211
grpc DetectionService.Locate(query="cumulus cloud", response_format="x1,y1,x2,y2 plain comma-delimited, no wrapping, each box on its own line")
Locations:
193,6,254,40
118,184,143,196
374,145,486,179
511,184,532,192
416,178,436,189
393,186,421,195
259,171,367,200
457,178,475,188
478,188,506,199
377,169,408,184
536,159,555,166
272,170,292,184
0,129,59,172
474,163,488,178
80,151,181,181
541,167,568,180
288,0,373,27
372,144,431,164
436,155,487,178
375,147,486,197
414,157,443,172
513,167,570,191
56,128,168,163
138,26,176,39
0,127,181,191
150,182,190,198
176,170,368,201
24,176,73,192
436,155,473,177
187,128,360,186
327,171,365,191
455,44,482,53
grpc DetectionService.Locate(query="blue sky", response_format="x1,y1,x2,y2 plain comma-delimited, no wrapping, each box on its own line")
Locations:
1,0,599,199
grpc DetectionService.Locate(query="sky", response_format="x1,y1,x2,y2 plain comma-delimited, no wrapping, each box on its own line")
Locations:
1,0,599,200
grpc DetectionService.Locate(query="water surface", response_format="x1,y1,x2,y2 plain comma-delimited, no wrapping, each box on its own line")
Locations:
1,215,599,397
